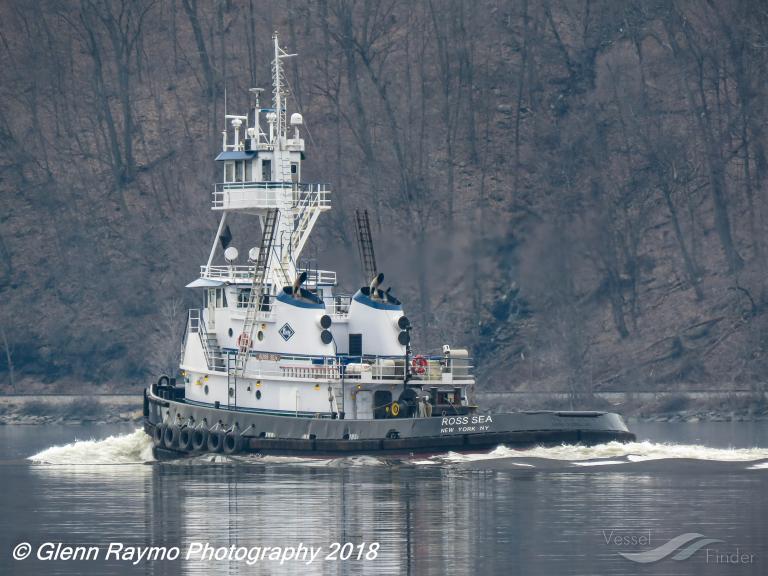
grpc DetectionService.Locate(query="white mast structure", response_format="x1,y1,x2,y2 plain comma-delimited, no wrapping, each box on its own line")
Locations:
205,33,327,290
200,32,331,378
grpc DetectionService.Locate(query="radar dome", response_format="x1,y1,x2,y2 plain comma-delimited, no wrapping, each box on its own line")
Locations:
290,113,303,125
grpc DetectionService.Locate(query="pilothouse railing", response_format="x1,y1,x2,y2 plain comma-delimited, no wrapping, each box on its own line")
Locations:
212,181,331,210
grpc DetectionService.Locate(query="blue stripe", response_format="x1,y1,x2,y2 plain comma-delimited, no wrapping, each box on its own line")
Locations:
184,398,334,418
352,290,402,311
219,348,406,362
215,151,256,161
276,290,325,309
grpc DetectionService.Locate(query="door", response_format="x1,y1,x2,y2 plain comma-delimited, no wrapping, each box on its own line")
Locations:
349,334,362,358
206,289,215,329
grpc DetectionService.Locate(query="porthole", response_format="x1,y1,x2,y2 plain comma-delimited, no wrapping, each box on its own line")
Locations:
204,384,209,395
257,330,264,341
228,328,233,337
256,390,262,400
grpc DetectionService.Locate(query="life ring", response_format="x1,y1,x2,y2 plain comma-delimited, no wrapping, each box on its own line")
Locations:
411,355,427,375
237,332,252,350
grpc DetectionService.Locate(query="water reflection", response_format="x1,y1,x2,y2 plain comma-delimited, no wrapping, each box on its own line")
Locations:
5,423,767,576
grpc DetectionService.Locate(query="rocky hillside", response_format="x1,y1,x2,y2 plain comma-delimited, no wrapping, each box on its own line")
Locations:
1,0,767,395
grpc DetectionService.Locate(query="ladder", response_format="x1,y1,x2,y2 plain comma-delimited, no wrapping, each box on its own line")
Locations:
355,209,377,282
235,208,278,378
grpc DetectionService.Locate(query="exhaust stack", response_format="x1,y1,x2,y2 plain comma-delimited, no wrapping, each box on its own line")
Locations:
293,271,308,297
369,273,384,298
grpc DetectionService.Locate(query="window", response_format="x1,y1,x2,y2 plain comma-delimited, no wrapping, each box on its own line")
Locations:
224,162,234,183
245,160,253,182
290,162,299,183
262,159,271,181
238,288,251,308
213,288,228,308
234,160,243,181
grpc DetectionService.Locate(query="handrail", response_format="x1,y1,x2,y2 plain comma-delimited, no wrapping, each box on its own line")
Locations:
188,309,224,371
200,265,337,285
209,351,474,382
214,181,332,191
212,181,331,210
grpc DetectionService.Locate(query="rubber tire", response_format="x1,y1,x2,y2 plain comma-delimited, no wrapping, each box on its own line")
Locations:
178,427,194,452
207,431,224,453
222,432,243,455
152,424,165,447
163,424,180,449
191,428,208,451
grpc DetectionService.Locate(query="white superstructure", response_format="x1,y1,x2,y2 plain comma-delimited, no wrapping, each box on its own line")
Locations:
179,34,474,420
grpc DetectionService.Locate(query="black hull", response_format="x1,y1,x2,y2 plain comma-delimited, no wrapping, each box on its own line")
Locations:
144,387,635,459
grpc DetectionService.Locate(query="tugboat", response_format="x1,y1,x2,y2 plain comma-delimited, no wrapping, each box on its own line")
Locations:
144,33,634,458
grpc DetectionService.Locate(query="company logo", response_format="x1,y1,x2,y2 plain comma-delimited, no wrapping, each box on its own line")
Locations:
279,323,295,341
616,533,721,563
602,529,755,565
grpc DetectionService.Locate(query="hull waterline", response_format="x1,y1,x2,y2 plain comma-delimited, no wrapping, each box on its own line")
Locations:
144,387,635,459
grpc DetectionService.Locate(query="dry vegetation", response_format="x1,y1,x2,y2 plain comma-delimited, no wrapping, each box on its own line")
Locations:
1,1,767,396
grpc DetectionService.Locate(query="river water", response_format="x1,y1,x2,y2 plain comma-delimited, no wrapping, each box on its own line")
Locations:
0,422,766,575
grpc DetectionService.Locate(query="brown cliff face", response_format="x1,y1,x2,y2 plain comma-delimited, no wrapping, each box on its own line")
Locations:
1,1,767,395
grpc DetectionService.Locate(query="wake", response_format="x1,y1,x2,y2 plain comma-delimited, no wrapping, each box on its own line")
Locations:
27,431,768,469
29,429,155,464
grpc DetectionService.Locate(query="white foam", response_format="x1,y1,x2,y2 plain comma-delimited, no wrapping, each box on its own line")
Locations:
27,431,768,469
426,441,768,466
29,429,155,465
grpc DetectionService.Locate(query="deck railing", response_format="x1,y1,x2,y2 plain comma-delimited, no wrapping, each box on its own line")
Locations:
200,265,337,286
230,352,473,383
212,181,331,210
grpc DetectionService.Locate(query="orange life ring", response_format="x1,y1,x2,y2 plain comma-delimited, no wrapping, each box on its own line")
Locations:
237,332,252,350
411,355,427,375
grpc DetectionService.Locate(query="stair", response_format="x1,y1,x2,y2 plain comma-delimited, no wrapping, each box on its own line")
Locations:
202,333,226,371
235,208,279,378
333,382,345,414
188,309,225,372
290,190,321,257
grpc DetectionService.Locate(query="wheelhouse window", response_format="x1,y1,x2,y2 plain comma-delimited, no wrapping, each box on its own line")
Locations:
262,159,272,181
238,288,251,308
224,161,235,183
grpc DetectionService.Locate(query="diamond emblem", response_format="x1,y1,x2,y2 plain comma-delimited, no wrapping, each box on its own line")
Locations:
279,323,295,341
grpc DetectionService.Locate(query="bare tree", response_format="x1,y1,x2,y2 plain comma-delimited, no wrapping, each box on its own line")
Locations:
147,297,185,377
0,323,14,391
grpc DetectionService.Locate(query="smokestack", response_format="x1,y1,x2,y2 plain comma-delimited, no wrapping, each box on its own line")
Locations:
293,271,308,297
369,273,384,298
